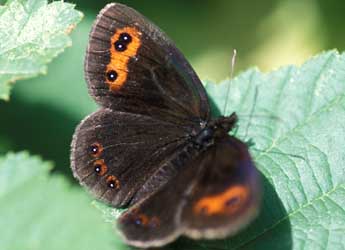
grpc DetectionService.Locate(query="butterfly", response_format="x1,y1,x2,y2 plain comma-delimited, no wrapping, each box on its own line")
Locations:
71,3,261,248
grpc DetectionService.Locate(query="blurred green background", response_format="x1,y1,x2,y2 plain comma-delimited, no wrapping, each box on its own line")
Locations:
1,0,345,181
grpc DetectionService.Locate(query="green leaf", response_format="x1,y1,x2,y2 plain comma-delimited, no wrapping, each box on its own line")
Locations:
0,152,128,250
0,0,82,100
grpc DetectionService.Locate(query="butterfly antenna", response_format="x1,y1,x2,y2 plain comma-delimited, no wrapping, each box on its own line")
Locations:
223,49,237,116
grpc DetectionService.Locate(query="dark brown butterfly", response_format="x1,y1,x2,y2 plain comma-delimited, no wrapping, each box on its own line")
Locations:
71,3,261,248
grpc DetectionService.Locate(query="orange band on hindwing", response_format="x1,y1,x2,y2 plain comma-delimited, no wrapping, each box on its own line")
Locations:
105,27,142,91
194,185,249,216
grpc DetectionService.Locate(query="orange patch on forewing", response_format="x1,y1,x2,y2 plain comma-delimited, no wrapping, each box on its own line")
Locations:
106,27,142,91
194,185,249,216
106,175,121,189
93,159,107,176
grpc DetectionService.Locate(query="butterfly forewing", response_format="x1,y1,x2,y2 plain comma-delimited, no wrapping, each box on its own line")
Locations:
85,3,210,123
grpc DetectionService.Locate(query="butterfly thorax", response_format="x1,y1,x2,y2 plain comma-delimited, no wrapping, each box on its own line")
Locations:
192,112,238,150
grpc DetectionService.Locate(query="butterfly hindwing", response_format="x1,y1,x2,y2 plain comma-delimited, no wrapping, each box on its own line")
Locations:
117,143,208,248
182,136,261,239
116,135,260,247
117,163,192,248
85,3,210,124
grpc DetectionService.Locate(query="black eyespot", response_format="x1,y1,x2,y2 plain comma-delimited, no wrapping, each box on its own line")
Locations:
106,70,117,82
114,41,127,52
90,144,99,155
119,32,132,44
106,175,120,189
94,164,101,173
135,218,142,225
93,159,107,176
108,181,115,189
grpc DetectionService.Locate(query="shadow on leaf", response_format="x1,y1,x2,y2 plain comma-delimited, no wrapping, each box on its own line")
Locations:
0,96,79,182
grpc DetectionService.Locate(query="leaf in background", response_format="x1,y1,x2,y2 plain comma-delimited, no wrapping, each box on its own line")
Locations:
0,152,131,250
0,0,83,100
